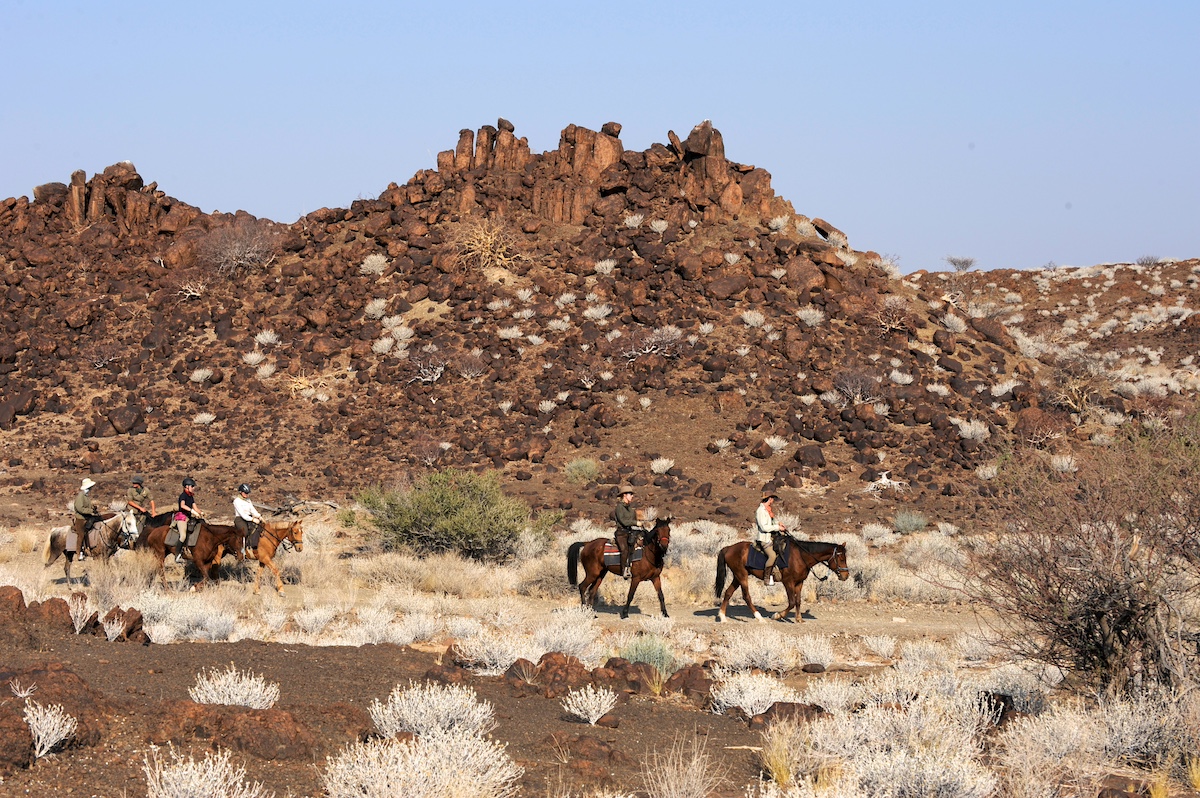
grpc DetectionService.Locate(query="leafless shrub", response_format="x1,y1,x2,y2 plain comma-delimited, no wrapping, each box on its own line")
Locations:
197,220,279,277
24,701,77,758
650,457,675,475
617,325,684,363
641,734,726,798
407,354,445,384
795,306,825,328
446,217,525,272
833,369,880,406
1045,352,1106,414
455,351,488,379
144,745,272,798
965,417,1200,692
176,279,207,300
870,295,915,336
561,685,618,725
360,253,389,275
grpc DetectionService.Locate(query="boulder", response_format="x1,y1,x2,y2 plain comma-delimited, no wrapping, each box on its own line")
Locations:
150,701,316,761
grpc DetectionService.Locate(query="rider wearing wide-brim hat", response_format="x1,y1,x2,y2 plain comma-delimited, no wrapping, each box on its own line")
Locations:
755,488,787,586
233,483,265,560
126,475,155,538
613,483,640,579
70,478,103,562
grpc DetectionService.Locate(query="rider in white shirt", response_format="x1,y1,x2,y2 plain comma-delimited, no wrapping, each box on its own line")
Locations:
755,490,787,586
233,484,265,559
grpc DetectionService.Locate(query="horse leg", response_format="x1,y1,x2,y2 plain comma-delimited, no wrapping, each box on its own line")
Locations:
64,555,72,586
265,556,286,595
620,575,640,620
653,574,668,618
774,580,798,622
738,569,765,622
253,561,263,595
718,568,740,622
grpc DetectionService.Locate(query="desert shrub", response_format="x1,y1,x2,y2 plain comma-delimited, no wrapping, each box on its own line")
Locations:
892,510,928,534
358,470,559,562
189,664,279,710
710,670,801,717
965,414,1200,692
446,217,524,272
323,735,522,798
619,633,679,680
144,746,271,798
716,629,793,673
370,681,495,739
561,685,618,725
454,629,538,675
23,701,77,758
197,219,279,277
642,735,725,798
563,458,600,485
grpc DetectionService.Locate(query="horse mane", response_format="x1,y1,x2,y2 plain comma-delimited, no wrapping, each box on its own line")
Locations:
789,537,839,554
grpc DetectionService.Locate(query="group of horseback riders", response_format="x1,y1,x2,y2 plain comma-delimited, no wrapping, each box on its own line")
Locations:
613,483,787,585
70,476,267,563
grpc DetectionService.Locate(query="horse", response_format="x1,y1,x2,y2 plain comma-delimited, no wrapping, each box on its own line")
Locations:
135,519,243,589
567,515,672,619
715,537,849,622
43,510,138,584
251,518,304,596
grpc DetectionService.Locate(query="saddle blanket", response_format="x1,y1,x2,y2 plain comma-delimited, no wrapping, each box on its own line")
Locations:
602,542,644,569
747,541,790,572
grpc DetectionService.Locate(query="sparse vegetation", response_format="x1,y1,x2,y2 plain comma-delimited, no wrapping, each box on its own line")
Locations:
197,219,279,277
447,217,525,272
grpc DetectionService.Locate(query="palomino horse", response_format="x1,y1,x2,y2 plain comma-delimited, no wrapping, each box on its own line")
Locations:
567,515,672,619
715,537,849,622
135,520,243,589
251,518,304,596
43,510,138,584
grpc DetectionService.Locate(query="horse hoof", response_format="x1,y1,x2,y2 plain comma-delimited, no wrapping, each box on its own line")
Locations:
715,614,725,623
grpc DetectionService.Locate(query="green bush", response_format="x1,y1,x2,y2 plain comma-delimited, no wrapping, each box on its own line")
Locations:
336,507,357,528
564,458,600,484
893,510,928,534
357,469,557,562
620,633,679,677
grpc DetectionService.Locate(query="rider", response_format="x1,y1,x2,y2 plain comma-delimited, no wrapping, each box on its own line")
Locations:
613,484,641,579
126,474,155,539
71,478,104,562
233,483,265,560
756,489,787,587
169,478,203,563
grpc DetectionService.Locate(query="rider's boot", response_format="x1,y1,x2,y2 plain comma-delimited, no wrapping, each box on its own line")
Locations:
764,566,775,587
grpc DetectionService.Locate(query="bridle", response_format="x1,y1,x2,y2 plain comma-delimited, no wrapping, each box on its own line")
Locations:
794,540,849,582
259,522,298,552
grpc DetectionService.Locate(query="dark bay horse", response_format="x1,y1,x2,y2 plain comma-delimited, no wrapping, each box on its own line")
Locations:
251,519,304,596
135,520,244,589
567,516,672,619
715,537,849,622
43,511,138,584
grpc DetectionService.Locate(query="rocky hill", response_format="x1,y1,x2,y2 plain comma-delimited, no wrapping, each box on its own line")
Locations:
1,119,1197,530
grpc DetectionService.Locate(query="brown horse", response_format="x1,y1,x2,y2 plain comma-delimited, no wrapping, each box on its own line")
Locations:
135,520,243,589
715,537,849,622
567,516,672,619
43,510,138,584
251,518,304,596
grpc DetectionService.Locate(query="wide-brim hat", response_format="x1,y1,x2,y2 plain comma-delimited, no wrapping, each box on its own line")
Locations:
761,489,778,501
81,478,97,491
618,484,635,495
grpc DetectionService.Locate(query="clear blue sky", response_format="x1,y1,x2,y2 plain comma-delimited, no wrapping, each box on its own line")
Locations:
3,1,1197,272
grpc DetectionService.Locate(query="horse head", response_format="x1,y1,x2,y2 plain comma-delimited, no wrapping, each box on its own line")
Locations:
828,543,850,581
651,514,672,553
283,519,304,551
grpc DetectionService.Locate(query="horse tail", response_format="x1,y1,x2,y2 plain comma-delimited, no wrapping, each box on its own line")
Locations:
567,541,585,586
715,547,728,599
42,529,55,565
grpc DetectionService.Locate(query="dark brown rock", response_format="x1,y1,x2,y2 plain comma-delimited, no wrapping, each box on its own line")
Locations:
150,701,316,761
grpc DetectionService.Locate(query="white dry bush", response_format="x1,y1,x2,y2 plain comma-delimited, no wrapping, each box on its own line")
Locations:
951,418,991,442
364,297,388,320
537,399,557,414
372,336,395,355
8,677,36,699
941,313,968,333
360,253,389,275
741,309,766,328
641,735,725,798
370,681,495,740
624,213,644,229
649,219,669,234
724,252,742,265
794,635,835,668
975,464,999,481
859,522,897,545
24,701,77,758
102,615,126,641
698,321,715,335
294,605,338,636
392,325,415,341
650,457,675,475
583,304,612,322
322,735,522,798
534,606,601,662
1050,453,1078,473
453,629,538,675
889,369,914,385
861,634,897,660
716,629,794,673
255,362,276,380
796,307,825,328
189,664,280,710
192,412,217,426
241,349,266,367
764,435,789,453
594,258,617,275
801,678,859,713
189,367,213,384
768,215,791,231
69,594,91,634
710,670,802,717
561,685,618,725
254,329,280,347
926,382,950,397
144,746,272,798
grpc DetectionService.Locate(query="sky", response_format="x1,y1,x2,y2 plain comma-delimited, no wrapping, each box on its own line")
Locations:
2,1,1197,273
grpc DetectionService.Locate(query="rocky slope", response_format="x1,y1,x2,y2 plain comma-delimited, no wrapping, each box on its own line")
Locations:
1,119,1197,529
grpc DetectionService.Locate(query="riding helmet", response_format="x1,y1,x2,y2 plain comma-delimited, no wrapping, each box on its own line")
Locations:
182,477,196,488
238,483,251,494
131,474,144,485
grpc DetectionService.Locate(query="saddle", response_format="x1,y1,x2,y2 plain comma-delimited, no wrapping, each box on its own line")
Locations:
747,537,791,572
603,542,644,568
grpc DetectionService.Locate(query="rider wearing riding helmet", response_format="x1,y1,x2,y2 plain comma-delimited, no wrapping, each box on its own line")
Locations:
71,478,103,562
169,478,203,563
126,475,155,538
233,483,265,560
